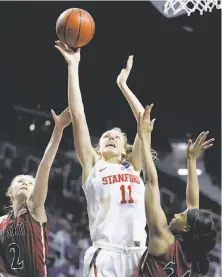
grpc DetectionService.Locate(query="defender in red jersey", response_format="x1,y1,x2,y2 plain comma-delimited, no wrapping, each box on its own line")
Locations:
137,108,217,277
0,108,71,277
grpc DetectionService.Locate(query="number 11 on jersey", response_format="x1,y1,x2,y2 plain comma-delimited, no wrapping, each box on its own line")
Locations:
120,185,135,204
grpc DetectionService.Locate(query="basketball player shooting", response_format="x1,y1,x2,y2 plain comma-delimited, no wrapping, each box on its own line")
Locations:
136,106,217,277
0,108,71,277
55,41,148,277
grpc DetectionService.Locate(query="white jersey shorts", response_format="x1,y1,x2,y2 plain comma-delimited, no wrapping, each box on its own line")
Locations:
83,242,146,277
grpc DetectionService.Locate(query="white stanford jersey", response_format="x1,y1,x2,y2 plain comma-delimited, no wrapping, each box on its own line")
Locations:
83,159,147,247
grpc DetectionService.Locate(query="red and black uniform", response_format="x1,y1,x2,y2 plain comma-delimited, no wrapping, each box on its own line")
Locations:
135,239,192,277
0,205,49,277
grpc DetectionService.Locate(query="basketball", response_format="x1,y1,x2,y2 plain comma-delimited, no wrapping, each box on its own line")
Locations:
56,8,95,48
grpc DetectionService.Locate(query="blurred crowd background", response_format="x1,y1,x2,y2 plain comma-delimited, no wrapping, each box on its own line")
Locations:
0,1,220,277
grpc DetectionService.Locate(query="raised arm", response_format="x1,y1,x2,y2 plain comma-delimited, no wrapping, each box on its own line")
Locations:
117,56,151,172
117,56,144,120
138,107,168,235
55,41,98,183
27,108,71,219
186,131,214,209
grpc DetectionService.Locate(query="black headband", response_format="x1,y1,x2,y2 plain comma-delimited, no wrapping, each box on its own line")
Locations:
187,208,199,228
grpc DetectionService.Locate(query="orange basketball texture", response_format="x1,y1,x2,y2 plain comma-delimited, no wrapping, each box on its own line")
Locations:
56,8,95,48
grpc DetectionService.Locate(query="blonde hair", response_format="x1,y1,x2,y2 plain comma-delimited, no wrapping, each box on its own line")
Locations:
95,127,157,163
6,174,35,204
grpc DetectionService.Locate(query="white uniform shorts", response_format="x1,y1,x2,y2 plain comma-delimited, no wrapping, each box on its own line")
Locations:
83,242,146,277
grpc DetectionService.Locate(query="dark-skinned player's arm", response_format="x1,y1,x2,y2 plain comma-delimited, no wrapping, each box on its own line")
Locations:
117,56,153,173
55,41,98,184
27,108,71,221
138,107,168,236
186,131,214,209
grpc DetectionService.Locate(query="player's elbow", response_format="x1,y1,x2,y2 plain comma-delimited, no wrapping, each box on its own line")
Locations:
146,176,158,187
70,108,85,120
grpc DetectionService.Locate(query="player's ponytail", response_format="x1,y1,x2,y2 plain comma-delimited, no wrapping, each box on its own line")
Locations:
191,253,209,276
189,230,216,275
182,209,217,276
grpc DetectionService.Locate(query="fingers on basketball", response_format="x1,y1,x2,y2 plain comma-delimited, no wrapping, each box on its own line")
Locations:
57,40,71,49
55,40,73,54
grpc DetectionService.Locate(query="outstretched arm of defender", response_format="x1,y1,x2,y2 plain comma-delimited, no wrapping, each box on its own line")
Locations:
55,41,98,183
186,131,214,209
138,107,167,235
117,56,144,120
117,56,151,172
28,108,71,208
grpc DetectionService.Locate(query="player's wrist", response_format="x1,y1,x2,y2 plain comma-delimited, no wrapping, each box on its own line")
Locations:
187,156,197,162
54,125,64,133
139,133,150,141
68,62,79,69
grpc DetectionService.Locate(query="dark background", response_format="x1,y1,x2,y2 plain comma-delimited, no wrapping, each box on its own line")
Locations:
0,1,220,179
0,2,220,276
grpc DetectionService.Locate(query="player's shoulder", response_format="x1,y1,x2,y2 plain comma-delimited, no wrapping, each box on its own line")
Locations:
83,159,105,185
93,158,109,170
0,214,9,223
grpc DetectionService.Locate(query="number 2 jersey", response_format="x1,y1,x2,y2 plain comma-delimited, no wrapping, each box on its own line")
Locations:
83,159,147,247
0,205,49,277
135,239,192,277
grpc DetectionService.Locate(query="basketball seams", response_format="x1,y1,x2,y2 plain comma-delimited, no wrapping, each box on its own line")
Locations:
63,8,75,46
74,8,82,48
85,11,94,45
